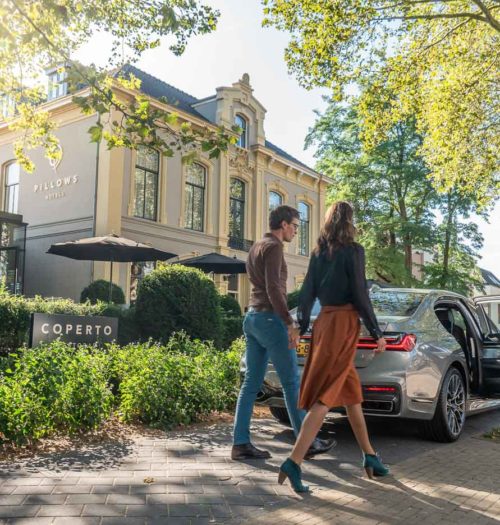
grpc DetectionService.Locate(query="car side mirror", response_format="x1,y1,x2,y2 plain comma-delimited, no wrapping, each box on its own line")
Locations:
485,332,500,341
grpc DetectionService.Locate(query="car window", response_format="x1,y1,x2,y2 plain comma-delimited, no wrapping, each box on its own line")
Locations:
370,290,426,318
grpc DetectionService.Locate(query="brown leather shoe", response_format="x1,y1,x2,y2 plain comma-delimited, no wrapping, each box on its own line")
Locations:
231,443,272,460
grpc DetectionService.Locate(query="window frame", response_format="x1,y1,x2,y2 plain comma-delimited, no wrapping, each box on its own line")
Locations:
133,146,160,221
297,201,311,256
234,114,248,149
268,190,283,212
184,162,206,232
3,162,20,214
229,177,246,240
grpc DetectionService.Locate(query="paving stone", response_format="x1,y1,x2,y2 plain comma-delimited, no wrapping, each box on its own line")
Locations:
101,519,146,525
81,504,126,517
22,495,67,505
0,496,25,506
52,485,92,494
66,494,107,504
0,507,39,519
6,519,53,524
37,504,83,517
52,519,100,525
168,504,210,517
106,494,146,505
126,504,168,517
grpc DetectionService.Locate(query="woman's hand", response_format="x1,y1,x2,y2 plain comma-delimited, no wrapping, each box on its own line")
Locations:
374,337,386,354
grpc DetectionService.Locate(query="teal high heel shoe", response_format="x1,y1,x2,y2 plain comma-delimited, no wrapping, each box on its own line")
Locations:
363,453,389,479
278,458,310,493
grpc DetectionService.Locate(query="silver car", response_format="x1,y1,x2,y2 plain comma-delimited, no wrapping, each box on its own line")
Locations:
254,287,500,442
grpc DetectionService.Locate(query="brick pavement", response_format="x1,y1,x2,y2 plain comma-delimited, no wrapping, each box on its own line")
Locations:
0,412,499,525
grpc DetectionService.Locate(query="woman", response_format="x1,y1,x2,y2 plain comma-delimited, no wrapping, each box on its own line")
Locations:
278,201,389,493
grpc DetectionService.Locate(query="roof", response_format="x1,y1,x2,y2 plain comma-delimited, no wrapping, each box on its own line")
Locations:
116,65,317,173
481,268,500,287
117,64,208,122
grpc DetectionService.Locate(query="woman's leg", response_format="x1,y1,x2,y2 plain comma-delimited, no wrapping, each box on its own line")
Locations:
345,403,375,455
290,402,330,465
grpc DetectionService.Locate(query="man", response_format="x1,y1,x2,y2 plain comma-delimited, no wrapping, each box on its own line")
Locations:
232,205,336,460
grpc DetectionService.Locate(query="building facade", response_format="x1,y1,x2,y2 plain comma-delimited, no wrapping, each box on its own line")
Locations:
0,66,331,307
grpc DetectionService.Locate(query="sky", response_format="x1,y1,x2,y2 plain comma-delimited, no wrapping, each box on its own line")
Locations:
75,0,499,275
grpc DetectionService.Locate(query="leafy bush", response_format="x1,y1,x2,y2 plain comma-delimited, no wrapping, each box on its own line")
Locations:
0,341,113,444
80,280,125,305
110,333,242,428
287,288,301,310
221,316,243,349
135,264,222,346
219,294,241,316
0,289,109,354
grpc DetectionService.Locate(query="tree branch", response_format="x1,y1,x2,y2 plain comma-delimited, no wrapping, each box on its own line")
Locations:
470,0,500,31
374,12,490,23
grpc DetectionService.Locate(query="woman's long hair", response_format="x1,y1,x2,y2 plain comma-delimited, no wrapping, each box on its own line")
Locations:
315,201,356,258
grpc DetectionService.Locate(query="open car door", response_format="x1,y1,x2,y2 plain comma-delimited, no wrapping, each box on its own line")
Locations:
473,296,500,394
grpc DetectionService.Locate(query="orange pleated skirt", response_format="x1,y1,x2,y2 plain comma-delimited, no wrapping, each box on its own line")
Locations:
299,304,363,410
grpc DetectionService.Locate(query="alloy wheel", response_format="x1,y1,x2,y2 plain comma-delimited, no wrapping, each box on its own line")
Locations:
446,372,466,437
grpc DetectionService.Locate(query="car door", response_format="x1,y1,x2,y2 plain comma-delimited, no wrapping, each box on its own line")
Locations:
472,296,500,393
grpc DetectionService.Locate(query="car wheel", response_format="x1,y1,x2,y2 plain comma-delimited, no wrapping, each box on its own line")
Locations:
421,367,466,442
269,406,291,425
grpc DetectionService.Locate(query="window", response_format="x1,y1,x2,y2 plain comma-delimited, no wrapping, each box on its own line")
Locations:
234,114,248,148
269,191,282,212
4,162,20,214
0,94,15,120
184,162,206,231
130,261,156,304
47,69,68,100
229,178,245,240
133,146,159,221
298,201,310,256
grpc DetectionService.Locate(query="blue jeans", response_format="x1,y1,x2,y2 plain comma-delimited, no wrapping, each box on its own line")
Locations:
233,311,306,445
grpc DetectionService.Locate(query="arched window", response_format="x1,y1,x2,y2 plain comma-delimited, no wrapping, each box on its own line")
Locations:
229,178,245,241
234,114,248,148
4,162,20,214
269,190,283,212
134,146,159,221
185,162,206,231
298,201,310,256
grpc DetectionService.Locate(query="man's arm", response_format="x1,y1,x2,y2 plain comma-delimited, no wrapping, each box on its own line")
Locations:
263,243,293,325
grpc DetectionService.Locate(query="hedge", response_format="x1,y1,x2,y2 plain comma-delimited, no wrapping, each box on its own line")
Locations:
0,334,244,445
135,264,223,346
80,280,125,305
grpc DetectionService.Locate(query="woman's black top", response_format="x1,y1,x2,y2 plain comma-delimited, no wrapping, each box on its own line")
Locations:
297,242,383,340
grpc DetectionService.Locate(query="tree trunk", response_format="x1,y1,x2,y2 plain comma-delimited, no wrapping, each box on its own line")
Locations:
440,191,454,289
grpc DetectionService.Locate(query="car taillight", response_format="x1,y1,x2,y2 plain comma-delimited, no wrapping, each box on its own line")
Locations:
357,333,417,352
364,386,397,393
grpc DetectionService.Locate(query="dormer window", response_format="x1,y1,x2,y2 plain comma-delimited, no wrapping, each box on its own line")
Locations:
234,114,248,148
47,68,68,100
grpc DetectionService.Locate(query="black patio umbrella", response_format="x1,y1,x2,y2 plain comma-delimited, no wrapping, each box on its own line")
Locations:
47,234,177,302
178,252,247,274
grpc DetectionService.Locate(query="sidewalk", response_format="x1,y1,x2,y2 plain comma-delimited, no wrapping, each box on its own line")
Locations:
0,410,499,524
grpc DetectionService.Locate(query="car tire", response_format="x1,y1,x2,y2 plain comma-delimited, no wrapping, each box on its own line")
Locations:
269,406,291,425
420,366,467,442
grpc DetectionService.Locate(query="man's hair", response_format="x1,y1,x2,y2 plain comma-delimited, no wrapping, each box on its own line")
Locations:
269,205,300,230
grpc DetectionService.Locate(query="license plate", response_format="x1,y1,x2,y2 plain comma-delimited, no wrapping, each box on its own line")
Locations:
297,341,310,357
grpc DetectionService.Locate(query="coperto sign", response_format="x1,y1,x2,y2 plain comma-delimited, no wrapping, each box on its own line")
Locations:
30,313,118,347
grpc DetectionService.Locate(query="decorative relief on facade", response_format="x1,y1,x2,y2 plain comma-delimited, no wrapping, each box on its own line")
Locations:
229,148,255,177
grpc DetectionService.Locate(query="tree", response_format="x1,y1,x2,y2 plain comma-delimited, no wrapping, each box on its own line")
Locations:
422,190,486,295
0,0,238,172
262,0,499,204
306,99,436,284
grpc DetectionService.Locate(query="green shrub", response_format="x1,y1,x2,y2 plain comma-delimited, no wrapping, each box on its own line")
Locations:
110,333,241,428
80,280,125,305
219,294,241,316
0,290,109,354
0,341,113,444
135,264,222,346
221,316,243,349
287,288,301,310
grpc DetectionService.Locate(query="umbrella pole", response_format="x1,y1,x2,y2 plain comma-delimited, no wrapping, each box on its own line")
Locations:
109,261,113,303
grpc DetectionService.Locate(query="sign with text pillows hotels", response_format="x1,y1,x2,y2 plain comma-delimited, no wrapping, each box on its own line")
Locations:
30,313,118,347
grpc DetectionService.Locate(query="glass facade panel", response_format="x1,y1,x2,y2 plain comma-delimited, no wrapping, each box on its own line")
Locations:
0,213,26,294
4,163,20,214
